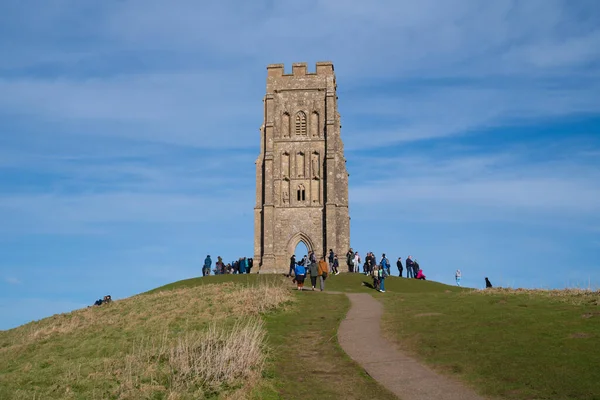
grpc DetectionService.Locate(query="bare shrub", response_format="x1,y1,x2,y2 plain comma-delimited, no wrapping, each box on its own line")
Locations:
167,318,266,390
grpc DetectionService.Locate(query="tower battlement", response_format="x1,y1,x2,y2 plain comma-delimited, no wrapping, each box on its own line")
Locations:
266,61,334,77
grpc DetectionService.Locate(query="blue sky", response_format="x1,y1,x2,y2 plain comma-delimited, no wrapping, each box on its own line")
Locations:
1,0,599,330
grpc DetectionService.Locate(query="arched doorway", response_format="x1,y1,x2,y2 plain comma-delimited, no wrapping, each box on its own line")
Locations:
287,232,315,265
294,241,309,262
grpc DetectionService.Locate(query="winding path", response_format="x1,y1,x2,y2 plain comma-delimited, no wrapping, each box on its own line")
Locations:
337,293,486,400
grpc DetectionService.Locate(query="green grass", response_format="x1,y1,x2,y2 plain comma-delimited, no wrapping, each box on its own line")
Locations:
380,288,600,400
252,290,397,400
148,272,463,295
3,272,599,399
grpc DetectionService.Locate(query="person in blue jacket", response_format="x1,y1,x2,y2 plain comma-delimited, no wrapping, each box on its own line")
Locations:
294,261,306,290
380,253,391,276
203,255,212,277
239,257,247,274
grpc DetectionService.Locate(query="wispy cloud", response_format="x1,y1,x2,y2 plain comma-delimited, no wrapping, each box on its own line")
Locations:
0,0,599,329
4,277,21,285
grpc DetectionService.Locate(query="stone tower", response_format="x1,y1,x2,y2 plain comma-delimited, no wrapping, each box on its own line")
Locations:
254,62,350,273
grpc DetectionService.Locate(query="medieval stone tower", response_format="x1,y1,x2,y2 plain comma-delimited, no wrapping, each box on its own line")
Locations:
254,62,350,273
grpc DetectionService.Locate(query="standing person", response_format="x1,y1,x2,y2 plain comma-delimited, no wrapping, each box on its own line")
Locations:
309,251,317,265
288,255,297,277
381,253,390,276
239,257,247,274
328,249,335,273
215,256,223,275
372,266,380,291
406,256,414,278
203,255,212,277
346,248,355,272
485,277,493,288
379,264,387,292
397,257,404,277
455,269,462,286
353,252,361,274
294,261,306,290
308,260,319,291
413,259,420,278
332,254,340,275
318,256,328,291
248,258,254,274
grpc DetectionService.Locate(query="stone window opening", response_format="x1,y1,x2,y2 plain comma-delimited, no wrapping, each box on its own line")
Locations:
295,112,307,135
296,185,306,202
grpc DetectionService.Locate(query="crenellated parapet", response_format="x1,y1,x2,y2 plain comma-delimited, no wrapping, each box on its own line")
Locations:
266,62,334,77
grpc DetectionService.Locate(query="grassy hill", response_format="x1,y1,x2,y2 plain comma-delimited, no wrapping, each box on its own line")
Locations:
1,273,599,399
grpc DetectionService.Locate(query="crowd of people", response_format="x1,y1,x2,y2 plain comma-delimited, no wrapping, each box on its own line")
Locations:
200,248,491,289
284,248,429,293
343,248,427,281
202,255,254,276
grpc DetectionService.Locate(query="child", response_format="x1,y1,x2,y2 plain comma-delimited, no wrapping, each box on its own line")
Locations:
415,269,426,280
379,266,387,293
372,266,380,291
455,269,461,286
294,262,306,291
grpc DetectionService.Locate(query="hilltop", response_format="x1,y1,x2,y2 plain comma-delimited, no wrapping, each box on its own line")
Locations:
1,274,599,399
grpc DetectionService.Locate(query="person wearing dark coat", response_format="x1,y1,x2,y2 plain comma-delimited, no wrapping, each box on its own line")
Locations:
288,255,296,277
396,257,403,277
308,261,319,290
406,256,415,278
485,277,493,288
328,249,335,273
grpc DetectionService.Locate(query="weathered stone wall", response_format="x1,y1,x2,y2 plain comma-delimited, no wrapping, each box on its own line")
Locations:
255,62,350,273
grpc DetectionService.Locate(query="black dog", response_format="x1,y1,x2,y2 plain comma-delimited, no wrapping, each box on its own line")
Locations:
485,277,493,288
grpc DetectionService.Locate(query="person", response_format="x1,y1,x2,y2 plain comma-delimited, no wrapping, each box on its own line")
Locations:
288,255,296,277
413,259,420,277
381,253,390,276
239,257,247,274
318,256,328,291
455,269,462,286
203,255,212,277
406,256,414,278
346,248,355,272
328,249,335,273
332,254,340,275
294,261,306,290
309,251,317,265
248,258,254,274
415,269,426,280
372,265,380,291
215,256,223,275
397,257,404,277
485,277,493,288
353,252,361,274
308,260,319,290
379,265,387,292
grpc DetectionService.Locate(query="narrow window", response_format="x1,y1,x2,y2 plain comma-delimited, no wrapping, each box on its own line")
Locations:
297,184,306,202
295,112,307,135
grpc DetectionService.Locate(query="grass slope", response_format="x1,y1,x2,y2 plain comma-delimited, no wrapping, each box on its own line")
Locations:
3,272,598,399
381,285,600,400
0,279,292,399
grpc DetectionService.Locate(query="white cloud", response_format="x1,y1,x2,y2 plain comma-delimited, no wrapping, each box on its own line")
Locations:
4,277,21,285
0,0,598,149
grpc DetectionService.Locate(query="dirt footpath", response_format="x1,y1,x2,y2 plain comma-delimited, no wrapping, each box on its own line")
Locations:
337,293,486,400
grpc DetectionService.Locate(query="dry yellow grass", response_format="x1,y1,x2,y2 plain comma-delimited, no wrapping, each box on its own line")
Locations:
466,287,600,305
0,279,293,400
